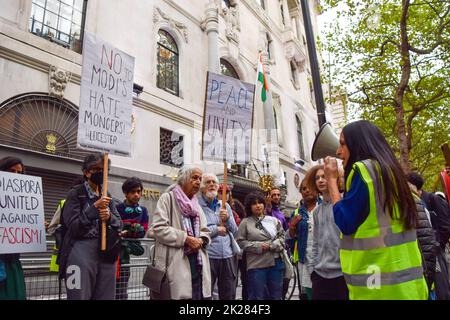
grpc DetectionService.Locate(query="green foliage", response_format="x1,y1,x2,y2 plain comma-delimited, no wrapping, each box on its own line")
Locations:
321,0,450,189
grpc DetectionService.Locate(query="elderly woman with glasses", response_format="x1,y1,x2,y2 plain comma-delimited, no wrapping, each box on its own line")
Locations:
151,166,212,300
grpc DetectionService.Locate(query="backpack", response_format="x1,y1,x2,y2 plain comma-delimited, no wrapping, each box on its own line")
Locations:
425,191,450,247
55,184,87,251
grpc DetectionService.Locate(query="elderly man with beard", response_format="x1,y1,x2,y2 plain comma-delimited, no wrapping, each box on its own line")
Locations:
198,173,238,300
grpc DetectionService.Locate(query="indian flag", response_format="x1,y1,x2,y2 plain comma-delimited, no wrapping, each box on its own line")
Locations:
257,53,269,103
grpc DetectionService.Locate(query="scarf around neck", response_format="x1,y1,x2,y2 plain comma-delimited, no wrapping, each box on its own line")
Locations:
173,185,202,265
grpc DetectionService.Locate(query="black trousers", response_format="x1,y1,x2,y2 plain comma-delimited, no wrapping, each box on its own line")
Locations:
210,257,237,300
238,256,248,300
311,271,349,300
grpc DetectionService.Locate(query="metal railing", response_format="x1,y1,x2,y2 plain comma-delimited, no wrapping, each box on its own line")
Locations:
21,238,155,300
21,238,300,300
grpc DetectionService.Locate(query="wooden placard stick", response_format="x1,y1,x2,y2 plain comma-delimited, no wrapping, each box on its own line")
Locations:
101,153,109,251
221,161,228,227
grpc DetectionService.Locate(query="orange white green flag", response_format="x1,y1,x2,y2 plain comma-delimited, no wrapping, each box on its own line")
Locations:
257,53,269,103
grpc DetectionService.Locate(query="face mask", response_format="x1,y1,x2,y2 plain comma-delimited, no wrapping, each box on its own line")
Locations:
90,170,103,186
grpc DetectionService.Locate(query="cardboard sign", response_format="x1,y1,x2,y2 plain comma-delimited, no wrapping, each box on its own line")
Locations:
202,72,255,164
0,172,46,254
77,32,135,156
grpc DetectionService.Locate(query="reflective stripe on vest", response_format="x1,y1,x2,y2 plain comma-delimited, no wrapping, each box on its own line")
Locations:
343,266,423,287
340,159,428,300
292,208,300,264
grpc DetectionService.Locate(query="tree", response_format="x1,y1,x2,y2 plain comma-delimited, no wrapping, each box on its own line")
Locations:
322,0,450,188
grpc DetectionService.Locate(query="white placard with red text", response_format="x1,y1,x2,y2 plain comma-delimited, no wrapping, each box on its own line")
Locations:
0,171,46,254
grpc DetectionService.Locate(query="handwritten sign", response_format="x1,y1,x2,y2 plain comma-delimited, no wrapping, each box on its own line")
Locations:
0,172,46,254
202,72,255,164
77,32,135,156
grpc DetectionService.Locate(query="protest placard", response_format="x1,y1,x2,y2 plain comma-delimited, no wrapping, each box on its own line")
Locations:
77,32,135,156
202,72,255,164
0,172,46,254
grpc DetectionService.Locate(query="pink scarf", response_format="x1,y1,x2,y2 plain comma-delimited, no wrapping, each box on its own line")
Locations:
172,185,202,265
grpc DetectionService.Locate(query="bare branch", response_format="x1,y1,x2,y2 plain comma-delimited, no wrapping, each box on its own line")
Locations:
379,39,400,56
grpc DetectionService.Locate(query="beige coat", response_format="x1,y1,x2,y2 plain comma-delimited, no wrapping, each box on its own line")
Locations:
152,190,211,299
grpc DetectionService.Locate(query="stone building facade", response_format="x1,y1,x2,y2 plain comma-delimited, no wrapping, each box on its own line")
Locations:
0,0,326,220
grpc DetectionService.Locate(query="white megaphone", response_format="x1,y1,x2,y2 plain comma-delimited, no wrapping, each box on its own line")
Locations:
311,122,340,161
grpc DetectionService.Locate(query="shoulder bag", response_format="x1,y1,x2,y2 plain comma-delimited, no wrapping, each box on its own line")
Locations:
142,193,173,300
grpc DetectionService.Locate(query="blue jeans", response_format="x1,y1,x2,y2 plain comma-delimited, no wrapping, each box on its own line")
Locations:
247,258,285,300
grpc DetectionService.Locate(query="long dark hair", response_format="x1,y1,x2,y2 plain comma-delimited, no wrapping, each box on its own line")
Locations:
342,120,417,229
0,156,25,173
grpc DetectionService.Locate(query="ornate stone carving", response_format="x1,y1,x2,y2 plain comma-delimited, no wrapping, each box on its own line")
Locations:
221,1,240,43
49,65,70,99
153,7,189,43
284,41,306,72
131,113,136,134
201,1,219,32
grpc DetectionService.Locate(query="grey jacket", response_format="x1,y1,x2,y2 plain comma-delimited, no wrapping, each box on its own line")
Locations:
309,200,343,279
198,195,238,260
236,215,285,271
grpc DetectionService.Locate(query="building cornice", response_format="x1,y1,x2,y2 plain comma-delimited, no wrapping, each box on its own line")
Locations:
132,97,201,129
163,0,202,26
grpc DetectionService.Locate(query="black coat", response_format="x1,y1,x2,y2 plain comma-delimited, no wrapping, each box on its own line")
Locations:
58,183,122,279
415,199,440,288
422,191,450,247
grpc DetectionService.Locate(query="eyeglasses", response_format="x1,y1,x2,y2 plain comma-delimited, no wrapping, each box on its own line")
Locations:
204,180,217,185
124,206,143,214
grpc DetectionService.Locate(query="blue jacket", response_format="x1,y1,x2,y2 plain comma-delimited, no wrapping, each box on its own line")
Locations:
198,195,238,259
288,205,309,264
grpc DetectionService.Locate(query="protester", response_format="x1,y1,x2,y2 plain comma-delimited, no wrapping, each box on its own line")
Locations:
151,166,211,300
304,165,348,300
407,172,450,299
236,192,285,300
408,186,440,296
288,178,320,300
58,153,123,300
324,120,428,300
265,187,290,298
407,172,450,249
0,156,27,300
115,177,149,300
198,174,238,300
265,187,288,231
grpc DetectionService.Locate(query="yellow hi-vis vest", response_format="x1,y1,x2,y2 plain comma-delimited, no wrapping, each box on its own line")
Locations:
292,208,300,264
340,159,428,300
49,199,65,273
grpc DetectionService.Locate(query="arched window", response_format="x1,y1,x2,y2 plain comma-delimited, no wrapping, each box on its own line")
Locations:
157,30,179,96
0,93,91,160
296,115,305,160
220,58,239,79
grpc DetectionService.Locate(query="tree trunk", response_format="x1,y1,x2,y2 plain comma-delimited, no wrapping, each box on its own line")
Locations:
394,0,412,172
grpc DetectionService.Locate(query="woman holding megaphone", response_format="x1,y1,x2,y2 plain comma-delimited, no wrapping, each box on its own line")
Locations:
323,120,428,300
